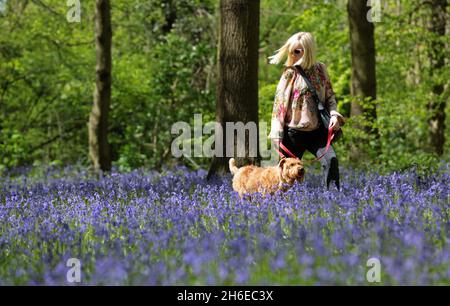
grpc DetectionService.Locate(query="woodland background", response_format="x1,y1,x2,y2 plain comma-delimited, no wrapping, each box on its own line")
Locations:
0,0,448,175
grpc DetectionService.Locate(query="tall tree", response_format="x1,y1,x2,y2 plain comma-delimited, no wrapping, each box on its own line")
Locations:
426,0,447,156
207,0,261,179
89,0,112,171
347,0,380,159
161,0,177,34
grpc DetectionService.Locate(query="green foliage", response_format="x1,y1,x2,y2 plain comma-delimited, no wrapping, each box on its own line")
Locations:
0,0,217,171
0,0,448,173
262,0,449,172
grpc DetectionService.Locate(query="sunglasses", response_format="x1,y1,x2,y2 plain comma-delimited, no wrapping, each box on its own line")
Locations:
293,48,304,55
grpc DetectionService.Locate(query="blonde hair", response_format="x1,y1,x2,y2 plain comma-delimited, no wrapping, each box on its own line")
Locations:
268,32,317,69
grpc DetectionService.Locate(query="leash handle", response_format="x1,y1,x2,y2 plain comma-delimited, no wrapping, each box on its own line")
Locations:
275,126,334,163
280,142,297,158
275,140,297,159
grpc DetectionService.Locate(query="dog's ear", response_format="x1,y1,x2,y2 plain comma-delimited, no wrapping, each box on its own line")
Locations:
278,158,286,169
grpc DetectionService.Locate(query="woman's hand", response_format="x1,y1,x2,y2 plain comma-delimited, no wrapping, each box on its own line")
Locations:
329,115,340,131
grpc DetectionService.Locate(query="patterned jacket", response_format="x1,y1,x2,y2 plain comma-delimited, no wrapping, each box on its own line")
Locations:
268,61,345,140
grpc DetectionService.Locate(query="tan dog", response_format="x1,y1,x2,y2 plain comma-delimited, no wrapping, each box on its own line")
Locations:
229,157,305,198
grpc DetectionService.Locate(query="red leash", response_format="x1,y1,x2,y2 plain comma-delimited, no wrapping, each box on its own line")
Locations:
275,126,335,163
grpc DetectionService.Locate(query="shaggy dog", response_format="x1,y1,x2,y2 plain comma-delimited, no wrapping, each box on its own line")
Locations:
229,157,305,198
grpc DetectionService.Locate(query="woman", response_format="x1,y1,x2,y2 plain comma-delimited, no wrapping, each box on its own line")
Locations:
268,32,345,191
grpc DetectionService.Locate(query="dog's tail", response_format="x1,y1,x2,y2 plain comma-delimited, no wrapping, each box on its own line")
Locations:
229,158,239,175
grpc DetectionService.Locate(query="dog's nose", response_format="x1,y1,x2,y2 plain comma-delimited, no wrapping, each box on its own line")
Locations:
298,168,305,176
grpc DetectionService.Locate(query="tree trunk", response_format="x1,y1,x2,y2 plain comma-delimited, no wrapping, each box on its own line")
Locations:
161,0,177,34
89,0,112,171
347,0,380,160
427,0,446,156
207,0,260,180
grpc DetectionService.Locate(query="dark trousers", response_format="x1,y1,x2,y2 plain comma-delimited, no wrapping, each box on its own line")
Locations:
281,126,340,191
